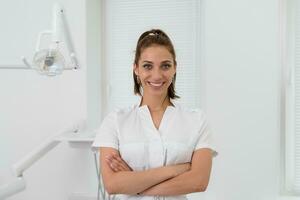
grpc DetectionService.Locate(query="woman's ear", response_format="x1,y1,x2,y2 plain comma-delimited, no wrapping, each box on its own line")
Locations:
173,63,177,76
134,64,139,76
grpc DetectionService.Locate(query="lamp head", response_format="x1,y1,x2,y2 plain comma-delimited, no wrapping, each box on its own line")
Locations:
32,49,65,76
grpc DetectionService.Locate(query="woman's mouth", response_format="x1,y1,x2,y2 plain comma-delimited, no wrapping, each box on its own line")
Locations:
147,81,165,88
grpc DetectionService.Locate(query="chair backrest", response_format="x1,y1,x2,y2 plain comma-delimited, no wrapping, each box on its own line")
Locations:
92,149,118,200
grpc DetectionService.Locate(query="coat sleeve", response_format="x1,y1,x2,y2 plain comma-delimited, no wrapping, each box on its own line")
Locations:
92,111,119,151
194,110,218,157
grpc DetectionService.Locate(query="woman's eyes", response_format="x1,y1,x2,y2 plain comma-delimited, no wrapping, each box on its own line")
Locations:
142,64,171,70
142,64,152,69
161,64,171,69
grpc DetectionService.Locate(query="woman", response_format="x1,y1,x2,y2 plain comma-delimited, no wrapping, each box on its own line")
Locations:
92,29,218,199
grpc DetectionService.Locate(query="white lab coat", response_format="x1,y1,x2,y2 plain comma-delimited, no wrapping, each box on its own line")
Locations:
92,100,218,200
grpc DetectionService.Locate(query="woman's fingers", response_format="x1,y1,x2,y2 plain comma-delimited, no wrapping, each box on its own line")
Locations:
111,154,132,171
106,157,123,172
108,155,127,170
105,154,132,172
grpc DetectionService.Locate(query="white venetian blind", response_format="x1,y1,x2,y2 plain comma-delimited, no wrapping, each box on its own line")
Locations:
294,0,300,192
286,0,300,194
103,0,201,114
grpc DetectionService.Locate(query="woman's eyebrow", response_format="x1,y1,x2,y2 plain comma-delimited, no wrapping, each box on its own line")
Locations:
142,60,153,63
142,60,172,63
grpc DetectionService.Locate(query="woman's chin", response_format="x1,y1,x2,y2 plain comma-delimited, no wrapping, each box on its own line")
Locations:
144,88,167,96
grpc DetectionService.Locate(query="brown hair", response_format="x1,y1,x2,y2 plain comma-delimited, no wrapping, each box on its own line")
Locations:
133,29,179,99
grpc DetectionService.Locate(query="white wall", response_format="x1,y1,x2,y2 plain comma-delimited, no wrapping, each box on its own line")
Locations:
200,0,281,199
0,0,97,200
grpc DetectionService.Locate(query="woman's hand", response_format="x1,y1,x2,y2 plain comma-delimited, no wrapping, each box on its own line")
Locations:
105,153,132,172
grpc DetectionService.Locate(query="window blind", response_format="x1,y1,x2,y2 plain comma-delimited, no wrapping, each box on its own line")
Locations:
286,0,300,194
102,0,201,114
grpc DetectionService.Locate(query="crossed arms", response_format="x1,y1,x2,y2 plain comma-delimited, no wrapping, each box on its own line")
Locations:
99,147,213,196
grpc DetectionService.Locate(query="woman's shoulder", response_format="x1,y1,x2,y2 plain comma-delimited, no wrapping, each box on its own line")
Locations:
173,100,205,115
172,100,208,122
105,104,138,118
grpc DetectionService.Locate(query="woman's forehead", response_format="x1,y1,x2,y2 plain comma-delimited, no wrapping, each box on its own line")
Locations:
140,46,173,61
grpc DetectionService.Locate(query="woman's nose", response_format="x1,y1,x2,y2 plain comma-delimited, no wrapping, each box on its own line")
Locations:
151,67,163,79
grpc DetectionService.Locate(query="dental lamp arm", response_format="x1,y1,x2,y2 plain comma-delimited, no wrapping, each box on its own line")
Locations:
12,136,61,177
0,137,60,199
0,121,84,199
0,177,25,199
60,7,79,69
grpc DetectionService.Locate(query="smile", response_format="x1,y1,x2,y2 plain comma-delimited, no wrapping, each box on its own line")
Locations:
148,81,164,87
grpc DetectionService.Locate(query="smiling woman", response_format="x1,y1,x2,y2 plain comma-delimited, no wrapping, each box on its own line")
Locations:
134,45,175,101
133,29,178,100
92,29,218,200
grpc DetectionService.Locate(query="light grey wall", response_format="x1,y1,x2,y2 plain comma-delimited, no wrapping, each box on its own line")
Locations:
200,0,281,199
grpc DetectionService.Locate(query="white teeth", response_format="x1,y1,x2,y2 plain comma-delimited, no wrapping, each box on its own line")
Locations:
149,82,163,87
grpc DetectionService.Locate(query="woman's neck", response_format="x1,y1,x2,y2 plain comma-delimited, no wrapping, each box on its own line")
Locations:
140,94,171,112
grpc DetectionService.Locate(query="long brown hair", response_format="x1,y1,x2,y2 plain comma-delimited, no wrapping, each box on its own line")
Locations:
133,29,179,99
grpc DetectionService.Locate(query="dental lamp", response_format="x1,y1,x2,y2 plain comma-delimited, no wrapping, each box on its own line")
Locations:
19,3,79,76
0,120,85,199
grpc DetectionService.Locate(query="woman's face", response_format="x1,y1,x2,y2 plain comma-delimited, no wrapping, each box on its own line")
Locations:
134,45,176,97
